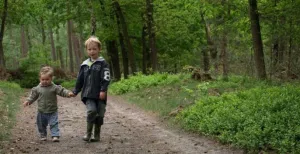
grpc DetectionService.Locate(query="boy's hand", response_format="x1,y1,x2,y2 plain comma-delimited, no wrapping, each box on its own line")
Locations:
68,92,75,97
23,101,30,107
99,92,106,100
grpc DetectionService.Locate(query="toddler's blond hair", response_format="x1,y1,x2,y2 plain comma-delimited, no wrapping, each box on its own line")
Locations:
85,36,102,49
39,66,54,77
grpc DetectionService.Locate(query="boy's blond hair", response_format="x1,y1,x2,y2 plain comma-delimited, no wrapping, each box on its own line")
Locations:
40,66,54,77
85,36,102,49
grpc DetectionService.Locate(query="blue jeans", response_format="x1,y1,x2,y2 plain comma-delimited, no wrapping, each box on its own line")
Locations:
86,99,106,125
36,112,60,138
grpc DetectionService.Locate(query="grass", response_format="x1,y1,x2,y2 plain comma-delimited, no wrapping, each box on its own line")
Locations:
0,81,23,152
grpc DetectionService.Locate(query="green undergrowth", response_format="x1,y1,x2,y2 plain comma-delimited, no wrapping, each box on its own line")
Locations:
60,79,76,89
109,72,189,95
110,73,300,153
0,81,23,151
177,85,300,153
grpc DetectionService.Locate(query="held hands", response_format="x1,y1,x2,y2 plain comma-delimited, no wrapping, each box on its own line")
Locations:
23,101,30,107
99,92,106,100
68,92,75,97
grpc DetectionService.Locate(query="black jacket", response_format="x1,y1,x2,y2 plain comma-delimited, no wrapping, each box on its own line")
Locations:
73,57,110,103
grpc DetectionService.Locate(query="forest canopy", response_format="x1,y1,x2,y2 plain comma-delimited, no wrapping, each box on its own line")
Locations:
0,0,299,82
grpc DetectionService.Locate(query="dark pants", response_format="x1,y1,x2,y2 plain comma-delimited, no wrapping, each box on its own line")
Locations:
86,99,106,125
37,112,59,138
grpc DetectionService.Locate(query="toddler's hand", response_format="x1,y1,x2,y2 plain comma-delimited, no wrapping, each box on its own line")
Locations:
68,92,75,97
23,101,30,107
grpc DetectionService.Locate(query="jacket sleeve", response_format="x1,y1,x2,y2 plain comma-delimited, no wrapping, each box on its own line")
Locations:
73,66,84,95
55,85,71,97
100,62,110,92
26,87,39,104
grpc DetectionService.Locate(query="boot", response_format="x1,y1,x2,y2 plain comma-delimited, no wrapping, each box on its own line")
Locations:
82,122,93,142
91,124,101,142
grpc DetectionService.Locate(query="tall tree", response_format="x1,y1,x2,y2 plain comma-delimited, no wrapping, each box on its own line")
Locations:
98,0,121,81
56,28,64,69
115,5,128,79
49,28,57,61
89,0,96,35
249,0,267,79
220,0,230,80
113,0,136,74
67,20,74,72
0,0,8,67
40,17,46,45
200,12,211,73
141,19,149,74
146,0,158,72
73,34,82,71
21,25,28,58
67,1,74,73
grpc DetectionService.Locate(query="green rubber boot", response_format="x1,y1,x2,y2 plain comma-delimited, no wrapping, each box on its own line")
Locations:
82,122,93,142
91,124,101,142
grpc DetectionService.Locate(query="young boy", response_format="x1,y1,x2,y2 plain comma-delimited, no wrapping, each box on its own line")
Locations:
23,66,74,142
73,36,110,142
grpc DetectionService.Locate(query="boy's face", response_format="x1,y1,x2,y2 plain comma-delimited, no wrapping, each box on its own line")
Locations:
40,74,52,86
86,42,100,60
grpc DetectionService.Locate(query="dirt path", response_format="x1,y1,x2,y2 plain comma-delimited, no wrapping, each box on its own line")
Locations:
3,95,244,154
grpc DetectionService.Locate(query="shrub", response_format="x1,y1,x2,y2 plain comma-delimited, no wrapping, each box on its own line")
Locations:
177,85,300,153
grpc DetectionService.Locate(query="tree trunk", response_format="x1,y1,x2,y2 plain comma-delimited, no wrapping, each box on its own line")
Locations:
201,12,217,73
142,23,148,75
248,0,267,79
0,0,8,67
278,39,285,65
99,0,121,80
200,12,211,73
67,20,74,72
49,28,57,61
221,0,229,80
25,26,31,50
72,34,80,71
89,0,96,35
56,28,64,69
78,13,85,60
287,19,293,77
40,17,46,45
115,4,128,79
146,0,158,72
113,0,136,73
107,40,121,81
221,33,228,80
21,25,28,58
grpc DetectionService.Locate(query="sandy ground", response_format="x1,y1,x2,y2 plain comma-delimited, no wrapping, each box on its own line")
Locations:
1,94,244,154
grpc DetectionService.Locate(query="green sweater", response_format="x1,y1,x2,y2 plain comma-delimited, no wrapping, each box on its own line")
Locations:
26,83,71,113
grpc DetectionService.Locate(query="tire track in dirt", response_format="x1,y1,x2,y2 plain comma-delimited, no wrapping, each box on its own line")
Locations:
2,95,244,154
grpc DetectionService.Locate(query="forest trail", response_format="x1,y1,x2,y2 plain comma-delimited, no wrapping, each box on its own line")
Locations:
3,94,244,154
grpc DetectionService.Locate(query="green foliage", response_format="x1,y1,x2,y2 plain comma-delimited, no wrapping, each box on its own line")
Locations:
17,71,39,88
177,84,300,153
60,79,76,89
0,81,23,142
9,49,65,88
109,72,189,95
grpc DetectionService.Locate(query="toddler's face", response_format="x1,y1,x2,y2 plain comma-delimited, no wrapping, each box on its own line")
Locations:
40,74,52,86
86,42,100,60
